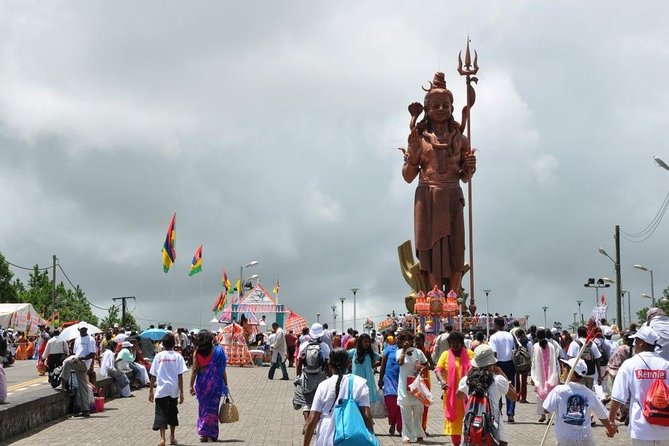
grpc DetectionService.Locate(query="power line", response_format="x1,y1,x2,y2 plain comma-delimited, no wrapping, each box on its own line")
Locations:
6,260,53,271
621,191,669,243
56,262,109,311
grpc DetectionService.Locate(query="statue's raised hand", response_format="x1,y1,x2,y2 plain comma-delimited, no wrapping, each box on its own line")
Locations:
407,127,422,166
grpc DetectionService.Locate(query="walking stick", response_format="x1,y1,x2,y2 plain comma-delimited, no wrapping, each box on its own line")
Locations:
457,38,479,310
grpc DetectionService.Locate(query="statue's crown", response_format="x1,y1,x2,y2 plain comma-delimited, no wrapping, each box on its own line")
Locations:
423,72,448,93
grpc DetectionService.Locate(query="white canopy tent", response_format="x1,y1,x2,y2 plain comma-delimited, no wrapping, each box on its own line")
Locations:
0,303,48,335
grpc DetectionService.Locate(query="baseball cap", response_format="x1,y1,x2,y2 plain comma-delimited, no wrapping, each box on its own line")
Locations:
77,322,88,330
630,325,660,346
560,358,588,376
122,341,133,348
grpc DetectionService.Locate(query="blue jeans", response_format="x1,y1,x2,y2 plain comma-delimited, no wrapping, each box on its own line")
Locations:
268,353,288,380
497,360,516,417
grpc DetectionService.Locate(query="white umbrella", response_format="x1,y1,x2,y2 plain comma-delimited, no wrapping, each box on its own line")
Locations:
58,321,102,341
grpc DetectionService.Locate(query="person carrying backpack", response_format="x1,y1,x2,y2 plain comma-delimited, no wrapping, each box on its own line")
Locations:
567,326,602,391
294,323,331,431
511,328,532,403
456,344,518,446
609,325,669,444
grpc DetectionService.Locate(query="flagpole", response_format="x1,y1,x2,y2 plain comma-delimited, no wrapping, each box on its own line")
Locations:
198,273,203,329
172,265,176,327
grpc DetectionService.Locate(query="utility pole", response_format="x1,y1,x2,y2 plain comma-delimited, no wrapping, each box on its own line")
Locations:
112,296,136,327
51,255,57,318
615,225,622,328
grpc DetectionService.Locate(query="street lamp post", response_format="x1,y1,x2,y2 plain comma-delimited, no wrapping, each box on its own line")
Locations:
351,288,358,331
331,305,337,328
483,289,491,340
599,238,623,328
339,297,346,333
239,260,259,303
655,156,669,171
316,313,320,323
584,277,610,306
542,306,548,328
576,300,584,324
635,264,655,307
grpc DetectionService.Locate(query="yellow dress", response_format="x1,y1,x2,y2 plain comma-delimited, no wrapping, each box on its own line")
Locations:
437,349,475,435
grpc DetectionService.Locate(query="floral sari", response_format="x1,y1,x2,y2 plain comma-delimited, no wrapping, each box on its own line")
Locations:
194,345,228,440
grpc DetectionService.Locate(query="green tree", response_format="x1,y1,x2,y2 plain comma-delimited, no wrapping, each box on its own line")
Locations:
0,252,19,303
16,266,52,314
56,284,98,326
100,305,140,331
636,285,669,324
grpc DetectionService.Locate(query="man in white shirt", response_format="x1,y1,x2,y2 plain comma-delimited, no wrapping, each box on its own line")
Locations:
60,323,97,417
268,322,289,380
567,326,602,390
489,317,517,422
609,325,669,445
543,358,616,446
320,324,333,350
42,328,70,373
645,307,669,362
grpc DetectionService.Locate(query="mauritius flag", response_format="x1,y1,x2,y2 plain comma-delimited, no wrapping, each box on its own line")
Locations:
222,269,232,293
162,213,176,273
188,245,203,276
212,291,226,312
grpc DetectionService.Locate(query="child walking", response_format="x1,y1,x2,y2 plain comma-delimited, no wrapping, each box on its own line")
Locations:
149,333,187,446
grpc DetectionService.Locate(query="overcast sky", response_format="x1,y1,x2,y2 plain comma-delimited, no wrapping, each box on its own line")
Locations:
1,1,667,332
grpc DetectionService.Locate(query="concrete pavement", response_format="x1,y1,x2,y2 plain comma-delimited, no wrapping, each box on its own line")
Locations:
4,365,632,446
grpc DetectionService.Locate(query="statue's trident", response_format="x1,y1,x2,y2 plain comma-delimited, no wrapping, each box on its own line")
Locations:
457,37,479,314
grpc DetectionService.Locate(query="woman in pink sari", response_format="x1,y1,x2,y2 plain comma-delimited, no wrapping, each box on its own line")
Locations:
530,329,559,423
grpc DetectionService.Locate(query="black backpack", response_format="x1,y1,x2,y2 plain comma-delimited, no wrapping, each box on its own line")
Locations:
512,335,532,373
575,340,596,375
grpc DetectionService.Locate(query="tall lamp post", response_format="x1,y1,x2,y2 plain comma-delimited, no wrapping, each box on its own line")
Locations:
239,260,259,302
316,313,320,323
634,264,655,307
655,156,669,171
351,288,359,331
483,289,491,340
331,305,337,328
622,290,631,329
542,306,548,328
576,300,584,324
339,297,346,333
584,277,610,306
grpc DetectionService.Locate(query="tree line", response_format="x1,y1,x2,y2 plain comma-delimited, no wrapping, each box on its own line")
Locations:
0,252,138,331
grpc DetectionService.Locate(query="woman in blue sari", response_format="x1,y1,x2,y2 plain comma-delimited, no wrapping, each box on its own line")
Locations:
348,333,381,403
189,330,228,443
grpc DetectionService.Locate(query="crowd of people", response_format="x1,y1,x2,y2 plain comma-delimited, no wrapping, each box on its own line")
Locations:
3,307,669,445
266,310,669,446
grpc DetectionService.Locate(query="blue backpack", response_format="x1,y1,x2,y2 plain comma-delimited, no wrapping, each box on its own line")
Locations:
333,375,380,446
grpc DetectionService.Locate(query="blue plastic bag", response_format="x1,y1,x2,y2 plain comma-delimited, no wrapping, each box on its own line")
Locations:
333,375,380,446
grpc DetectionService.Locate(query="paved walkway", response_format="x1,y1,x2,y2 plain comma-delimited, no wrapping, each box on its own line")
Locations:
6,365,632,446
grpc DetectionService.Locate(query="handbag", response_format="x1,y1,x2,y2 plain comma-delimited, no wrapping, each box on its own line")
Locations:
370,387,388,419
333,375,380,446
219,393,240,424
